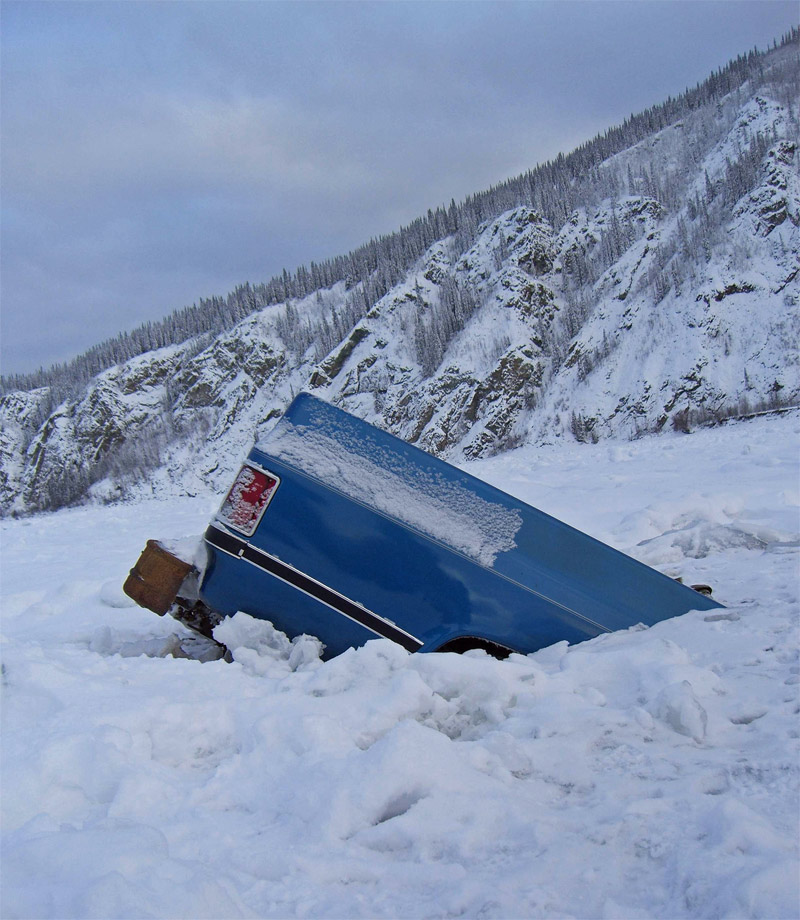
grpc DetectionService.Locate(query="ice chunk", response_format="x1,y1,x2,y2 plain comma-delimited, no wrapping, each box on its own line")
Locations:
649,680,708,742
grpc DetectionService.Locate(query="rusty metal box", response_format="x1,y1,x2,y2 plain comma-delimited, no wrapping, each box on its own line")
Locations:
124,540,194,616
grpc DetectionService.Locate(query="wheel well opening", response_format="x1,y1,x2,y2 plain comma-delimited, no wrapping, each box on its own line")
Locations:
434,636,514,659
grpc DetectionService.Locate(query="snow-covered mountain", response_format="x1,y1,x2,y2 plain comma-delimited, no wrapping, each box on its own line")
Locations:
1,38,798,514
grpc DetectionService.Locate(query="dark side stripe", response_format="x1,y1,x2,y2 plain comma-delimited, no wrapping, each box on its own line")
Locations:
204,524,424,652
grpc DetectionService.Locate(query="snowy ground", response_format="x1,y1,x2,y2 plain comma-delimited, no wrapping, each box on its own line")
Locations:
1,414,798,920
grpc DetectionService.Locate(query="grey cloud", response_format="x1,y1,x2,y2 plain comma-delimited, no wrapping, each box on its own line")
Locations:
2,0,798,375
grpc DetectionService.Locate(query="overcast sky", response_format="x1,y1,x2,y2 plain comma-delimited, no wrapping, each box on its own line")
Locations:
1,1,797,376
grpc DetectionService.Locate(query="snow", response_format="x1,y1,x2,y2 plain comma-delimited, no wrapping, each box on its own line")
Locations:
2,414,799,919
260,406,521,566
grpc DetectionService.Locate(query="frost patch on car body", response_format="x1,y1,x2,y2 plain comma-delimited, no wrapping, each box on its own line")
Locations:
260,411,521,567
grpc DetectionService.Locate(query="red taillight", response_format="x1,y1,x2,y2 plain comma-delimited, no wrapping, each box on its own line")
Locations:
217,465,279,536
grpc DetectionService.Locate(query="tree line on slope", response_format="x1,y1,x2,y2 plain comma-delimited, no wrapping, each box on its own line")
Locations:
2,29,796,403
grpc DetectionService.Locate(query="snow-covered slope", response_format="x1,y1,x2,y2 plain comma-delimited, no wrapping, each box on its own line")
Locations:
1,49,798,513
2,413,798,918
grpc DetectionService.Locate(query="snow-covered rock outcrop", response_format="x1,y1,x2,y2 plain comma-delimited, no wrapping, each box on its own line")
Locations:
2,50,798,513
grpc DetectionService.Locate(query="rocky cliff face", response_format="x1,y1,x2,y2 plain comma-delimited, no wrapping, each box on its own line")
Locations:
2,79,798,514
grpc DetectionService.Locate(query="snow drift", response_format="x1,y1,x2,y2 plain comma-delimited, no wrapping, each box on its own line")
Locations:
2,413,798,919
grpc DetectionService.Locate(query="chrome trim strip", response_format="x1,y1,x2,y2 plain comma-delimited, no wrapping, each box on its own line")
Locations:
204,525,424,652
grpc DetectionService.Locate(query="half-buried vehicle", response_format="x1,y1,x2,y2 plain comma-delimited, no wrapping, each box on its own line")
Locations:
124,393,722,658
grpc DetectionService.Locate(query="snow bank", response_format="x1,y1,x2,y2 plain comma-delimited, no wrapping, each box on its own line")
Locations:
1,415,798,919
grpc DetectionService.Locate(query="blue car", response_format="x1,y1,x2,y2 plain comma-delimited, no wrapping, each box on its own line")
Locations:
126,393,722,658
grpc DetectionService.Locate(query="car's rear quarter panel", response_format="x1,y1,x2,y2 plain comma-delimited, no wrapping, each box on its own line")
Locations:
201,451,607,657
199,394,722,658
